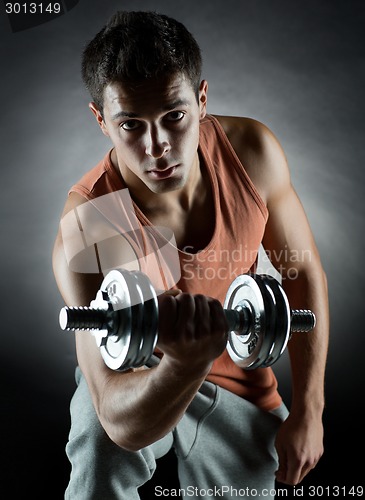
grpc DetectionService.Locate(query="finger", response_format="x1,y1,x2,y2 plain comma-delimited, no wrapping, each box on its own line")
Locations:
275,449,288,484
208,298,227,334
157,295,178,334
297,459,318,484
194,295,211,339
285,458,304,486
297,465,314,484
275,466,287,484
175,293,196,339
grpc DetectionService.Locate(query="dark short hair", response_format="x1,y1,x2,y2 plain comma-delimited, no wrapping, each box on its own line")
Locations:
81,11,203,111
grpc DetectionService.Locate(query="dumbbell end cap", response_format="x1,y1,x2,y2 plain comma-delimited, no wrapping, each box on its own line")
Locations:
59,307,70,330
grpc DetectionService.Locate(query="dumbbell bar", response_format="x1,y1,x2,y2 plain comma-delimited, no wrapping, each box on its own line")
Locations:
59,269,315,371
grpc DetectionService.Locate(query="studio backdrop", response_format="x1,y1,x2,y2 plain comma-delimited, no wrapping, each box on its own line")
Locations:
1,0,364,497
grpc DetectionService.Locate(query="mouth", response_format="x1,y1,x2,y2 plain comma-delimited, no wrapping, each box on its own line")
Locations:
147,165,179,180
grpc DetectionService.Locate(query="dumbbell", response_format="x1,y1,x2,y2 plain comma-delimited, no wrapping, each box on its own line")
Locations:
59,269,315,371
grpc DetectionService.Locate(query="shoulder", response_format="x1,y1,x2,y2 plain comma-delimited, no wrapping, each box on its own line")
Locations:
213,115,290,205
213,114,287,166
213,114,266,143
69,149,120,201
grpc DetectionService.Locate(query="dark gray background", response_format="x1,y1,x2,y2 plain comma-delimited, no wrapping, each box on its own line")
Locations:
1,0,364,497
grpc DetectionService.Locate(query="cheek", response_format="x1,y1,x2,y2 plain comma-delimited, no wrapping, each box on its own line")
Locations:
113,133,145,161
181,124,200,157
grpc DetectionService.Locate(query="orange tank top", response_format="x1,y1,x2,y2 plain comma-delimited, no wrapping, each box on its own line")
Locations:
69,114,282,411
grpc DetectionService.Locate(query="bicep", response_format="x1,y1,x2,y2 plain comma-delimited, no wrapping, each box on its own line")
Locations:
52,229,104,306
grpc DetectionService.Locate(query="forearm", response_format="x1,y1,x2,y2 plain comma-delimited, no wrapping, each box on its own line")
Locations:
76,292,227,452
97,355,209,451
283,265,329,415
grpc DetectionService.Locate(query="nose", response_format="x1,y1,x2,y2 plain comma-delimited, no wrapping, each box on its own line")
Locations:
145,125,171,158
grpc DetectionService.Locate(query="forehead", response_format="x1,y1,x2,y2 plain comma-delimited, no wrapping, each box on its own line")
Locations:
103,74,196,117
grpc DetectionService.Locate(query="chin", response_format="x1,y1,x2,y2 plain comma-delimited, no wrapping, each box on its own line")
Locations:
149,176,186,194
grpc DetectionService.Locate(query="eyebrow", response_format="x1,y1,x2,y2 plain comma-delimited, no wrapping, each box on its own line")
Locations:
110,99,190,121
111,110,138,120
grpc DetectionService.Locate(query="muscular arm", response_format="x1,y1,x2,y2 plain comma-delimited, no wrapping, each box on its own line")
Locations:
221,115,329,485
260,144,329,485
53,192,227,451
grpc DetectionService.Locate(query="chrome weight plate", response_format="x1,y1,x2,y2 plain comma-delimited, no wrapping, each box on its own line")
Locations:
246,275,278,369
261,275,290,367
129,270,159,367
224,274,265,369
98,269,142,371
121,271,146,368
254,276,278,368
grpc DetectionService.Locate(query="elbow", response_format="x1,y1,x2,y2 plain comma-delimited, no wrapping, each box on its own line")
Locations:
99,421,137,451
99,414,153,452
120,440,149,453
106,429,153,453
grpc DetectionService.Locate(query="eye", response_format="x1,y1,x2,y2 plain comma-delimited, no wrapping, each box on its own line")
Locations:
165,111,185,122
121,120,141,131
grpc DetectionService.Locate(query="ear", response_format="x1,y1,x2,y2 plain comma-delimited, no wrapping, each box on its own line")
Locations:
89,102,110,137
198,80,208,119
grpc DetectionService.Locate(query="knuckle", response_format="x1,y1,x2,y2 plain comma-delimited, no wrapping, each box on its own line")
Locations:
176,292,194,307
194,294,207,302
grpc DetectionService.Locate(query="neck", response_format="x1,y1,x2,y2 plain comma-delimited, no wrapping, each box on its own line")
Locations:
112,150,204,215
174,153,202,210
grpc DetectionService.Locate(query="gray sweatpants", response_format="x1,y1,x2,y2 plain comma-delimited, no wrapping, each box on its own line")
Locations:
65,367,288,499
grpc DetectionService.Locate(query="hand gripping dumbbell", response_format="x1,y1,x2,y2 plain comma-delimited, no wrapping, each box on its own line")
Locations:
59,269,316,371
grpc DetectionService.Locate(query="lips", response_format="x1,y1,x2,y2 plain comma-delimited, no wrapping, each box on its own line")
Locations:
147,165,178,180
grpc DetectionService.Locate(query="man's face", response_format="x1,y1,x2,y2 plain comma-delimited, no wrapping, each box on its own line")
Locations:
92,74,208,195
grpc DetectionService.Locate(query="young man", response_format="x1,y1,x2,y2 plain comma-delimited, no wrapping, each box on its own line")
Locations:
53,10,329,499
